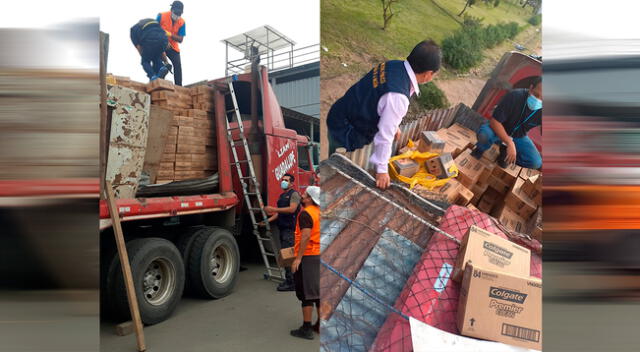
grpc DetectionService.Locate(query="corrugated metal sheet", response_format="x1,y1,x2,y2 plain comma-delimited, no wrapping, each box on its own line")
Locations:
273,75,320,118
344,103,486,170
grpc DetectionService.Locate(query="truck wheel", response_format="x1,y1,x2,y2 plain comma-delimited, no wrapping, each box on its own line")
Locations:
177,226,220,295
108,238,185,325
187,227,240,298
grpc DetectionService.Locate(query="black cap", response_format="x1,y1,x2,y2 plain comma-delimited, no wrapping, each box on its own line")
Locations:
171,1,184,15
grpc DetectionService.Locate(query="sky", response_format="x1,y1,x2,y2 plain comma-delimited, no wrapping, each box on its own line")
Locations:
2,0,320,84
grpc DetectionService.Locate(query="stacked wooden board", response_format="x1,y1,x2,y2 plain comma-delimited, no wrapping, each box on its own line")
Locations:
112,76,218,183
398,123,543,239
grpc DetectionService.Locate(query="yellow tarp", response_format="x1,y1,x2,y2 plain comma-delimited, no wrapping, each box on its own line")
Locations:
388,140,458,190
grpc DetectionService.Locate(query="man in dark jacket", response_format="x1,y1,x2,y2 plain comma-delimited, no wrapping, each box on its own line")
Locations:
264,173,301,291
471,77,542,169
130,18,169,81
327,40,441,190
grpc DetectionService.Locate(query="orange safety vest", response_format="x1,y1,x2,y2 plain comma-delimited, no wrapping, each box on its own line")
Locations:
159,11,185,52
294,204,321,257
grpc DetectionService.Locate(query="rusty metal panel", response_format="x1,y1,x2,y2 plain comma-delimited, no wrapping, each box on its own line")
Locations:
320,154,452,321
344,103,486,170
105,85,150,198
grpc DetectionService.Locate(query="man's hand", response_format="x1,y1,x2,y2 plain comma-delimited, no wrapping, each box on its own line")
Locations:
505,142,517,164
264,205,276,214
394,128,401,141
376,173,391,190
164,30,172,37
291,257,302,273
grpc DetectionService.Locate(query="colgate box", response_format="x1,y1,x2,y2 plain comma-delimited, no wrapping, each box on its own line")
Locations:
457,263,542,350
452,225,530,282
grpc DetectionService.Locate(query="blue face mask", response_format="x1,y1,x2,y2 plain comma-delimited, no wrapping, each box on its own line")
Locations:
527,94,542,111
280,180,289,190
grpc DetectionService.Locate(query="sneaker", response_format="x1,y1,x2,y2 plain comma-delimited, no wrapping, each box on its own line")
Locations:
497,144,508,168
470,147,483,160
313,321,320,334
277,282,295,292
157,65,169,79
290,326,314,340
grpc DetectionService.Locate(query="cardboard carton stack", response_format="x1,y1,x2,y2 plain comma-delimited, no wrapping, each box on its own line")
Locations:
114,77,218,183
396,123,542,236
455,226,541,350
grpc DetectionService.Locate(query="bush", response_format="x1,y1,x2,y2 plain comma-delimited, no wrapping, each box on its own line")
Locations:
505,22,520,38
417,82,450,110
494,0,500,7
528,14,541,26
442,32,484,72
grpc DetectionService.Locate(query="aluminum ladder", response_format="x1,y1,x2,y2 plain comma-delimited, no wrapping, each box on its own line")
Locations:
223,79,285,281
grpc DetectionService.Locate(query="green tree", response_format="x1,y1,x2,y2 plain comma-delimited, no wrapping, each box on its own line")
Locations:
458,0,477,16
381,0,400,30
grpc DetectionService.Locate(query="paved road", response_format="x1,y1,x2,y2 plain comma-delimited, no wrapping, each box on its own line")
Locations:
101,263,319,352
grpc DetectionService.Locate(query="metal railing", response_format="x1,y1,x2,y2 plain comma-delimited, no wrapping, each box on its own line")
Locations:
225,44,319,76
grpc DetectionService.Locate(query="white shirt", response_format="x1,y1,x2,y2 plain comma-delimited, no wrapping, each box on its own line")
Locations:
369,61,420,174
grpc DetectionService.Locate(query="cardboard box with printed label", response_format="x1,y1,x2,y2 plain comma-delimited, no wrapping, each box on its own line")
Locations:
457,263,542,350
471,183,489,205
477,188,501,214
505,178,538,219
436,129,467,158
454,149,485,188
454,185,474,206
433,178,461,203
488,174,511,195
521,174,542,206
453,225,531,282
392,158,420,178
447,123,477,148
494,205,528,234
477,159,495,186
482,144,500,163
277,247,296,268
519,168,541,181
493,164,522,186
418,131,445,153
426,153,456,179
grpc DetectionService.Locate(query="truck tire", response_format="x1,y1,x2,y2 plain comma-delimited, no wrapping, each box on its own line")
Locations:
187,227,240,299
107,238,185,325
177,226,219,295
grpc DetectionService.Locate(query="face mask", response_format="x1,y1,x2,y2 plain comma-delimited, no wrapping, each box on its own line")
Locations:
171,12,180,21
280,180,289,190
527,94,542,111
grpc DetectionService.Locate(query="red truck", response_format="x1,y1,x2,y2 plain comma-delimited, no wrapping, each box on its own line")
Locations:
98,66,316,325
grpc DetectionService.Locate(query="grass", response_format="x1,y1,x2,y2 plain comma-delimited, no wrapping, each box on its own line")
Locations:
321,0,535,78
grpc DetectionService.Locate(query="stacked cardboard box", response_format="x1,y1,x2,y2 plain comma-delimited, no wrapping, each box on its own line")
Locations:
114,77,218,183
396,122,542,237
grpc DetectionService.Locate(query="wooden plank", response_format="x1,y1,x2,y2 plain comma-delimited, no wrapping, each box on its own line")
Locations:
146,78,174,92
105,181,146,352
115,321,135,336
143,105,173,184
177,144,206,154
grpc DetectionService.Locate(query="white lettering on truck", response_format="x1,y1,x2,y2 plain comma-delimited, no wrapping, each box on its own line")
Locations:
274,152,296,180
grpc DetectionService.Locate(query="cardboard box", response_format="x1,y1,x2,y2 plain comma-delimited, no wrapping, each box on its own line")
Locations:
453,225,531,282
426,153,455,179
277,247,296,268
477,188,501,214
447,123,477,147
436,129,467,158
493,164,522,186
392,158,420,178
505,178,538,219
482,144,501,163
477,159,495,185
454,150,485,188
495,205,528,234
471,183,489,205
458,263,542,350
519,168,541,181
455,185,474,206
434,178,461,203
488,174,511,195
521,175,542,206
467,204,480,212
418,131,445,153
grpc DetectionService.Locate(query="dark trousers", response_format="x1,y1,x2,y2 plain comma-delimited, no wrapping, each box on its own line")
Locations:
279,227,295,285
140,40,166,80
165,48,182,86
327,96,374,152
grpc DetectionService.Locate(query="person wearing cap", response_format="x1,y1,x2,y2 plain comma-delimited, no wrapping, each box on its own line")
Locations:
471,77,542,170
157,1,186,86
327,40,442,190
263,173,301,292
130,18,169,81
289,185,321,340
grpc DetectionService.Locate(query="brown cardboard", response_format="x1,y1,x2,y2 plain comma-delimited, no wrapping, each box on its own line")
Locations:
418,131,445,153
471,183,489,205
436,129,467,158
488,174,511,195
521,175,542,206
457,264,542,350
505,178,538,219
519,168,541,181
467,204,480,212
493,164,522,186
455,185,474,206
433,178,461,203
477,159,495,185
482,144,500,163
447,123,477,147
453,225,531,282
277,247,296,268
495,205,528,234
426,153,455,179
392,158,420,178
477,188,501,214
454,149,485,188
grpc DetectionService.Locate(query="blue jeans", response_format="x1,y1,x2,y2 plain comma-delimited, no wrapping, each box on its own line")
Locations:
475,123,542,169
140,38,167,79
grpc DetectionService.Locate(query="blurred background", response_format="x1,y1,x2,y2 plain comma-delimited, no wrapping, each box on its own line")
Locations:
0,20,100,351
543,0,640,351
